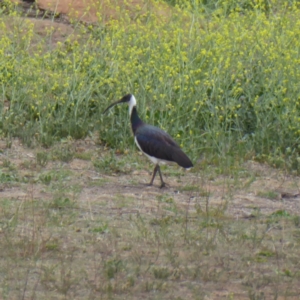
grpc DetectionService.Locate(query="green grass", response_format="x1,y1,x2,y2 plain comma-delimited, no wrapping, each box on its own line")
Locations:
1,0,300,173
257,190,280,200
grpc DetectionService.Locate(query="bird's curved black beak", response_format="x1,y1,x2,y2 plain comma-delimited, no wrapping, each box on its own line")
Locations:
103,97,128,114
103,100,121,114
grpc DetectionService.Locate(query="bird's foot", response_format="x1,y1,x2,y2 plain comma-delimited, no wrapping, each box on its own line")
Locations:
145,182,166,189
159,182,166,189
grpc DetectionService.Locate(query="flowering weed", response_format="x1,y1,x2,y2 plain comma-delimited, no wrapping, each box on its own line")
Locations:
0,0,300,171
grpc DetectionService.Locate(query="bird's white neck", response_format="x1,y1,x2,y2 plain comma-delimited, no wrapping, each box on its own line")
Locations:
128,94,137,116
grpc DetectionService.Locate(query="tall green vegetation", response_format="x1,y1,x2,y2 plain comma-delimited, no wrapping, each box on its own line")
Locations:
1,0,300,171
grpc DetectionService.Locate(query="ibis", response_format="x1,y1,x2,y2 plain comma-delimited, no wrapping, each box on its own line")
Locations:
103,94,193,188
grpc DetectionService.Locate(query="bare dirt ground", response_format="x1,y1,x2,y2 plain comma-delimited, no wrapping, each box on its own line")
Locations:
1,137,300,299
1,138,299,221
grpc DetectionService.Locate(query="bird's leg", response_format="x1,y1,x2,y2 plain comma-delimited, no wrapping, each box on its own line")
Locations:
157,165,166,188
149,164,159,186
148,164,166,188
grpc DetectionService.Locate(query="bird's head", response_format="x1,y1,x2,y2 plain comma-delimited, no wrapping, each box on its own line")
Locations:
103,94,137,115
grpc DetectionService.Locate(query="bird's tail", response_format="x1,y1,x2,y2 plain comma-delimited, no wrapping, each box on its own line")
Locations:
172,149,193,169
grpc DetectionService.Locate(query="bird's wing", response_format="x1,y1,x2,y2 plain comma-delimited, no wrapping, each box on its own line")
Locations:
135,125,193,168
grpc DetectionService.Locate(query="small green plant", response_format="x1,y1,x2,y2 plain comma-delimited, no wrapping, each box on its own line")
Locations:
153,267,171,280
52,144,75,163
150,216,174,226
270,210,291,218
104,259,123,279
257,190,280,200
49,197,74,209
157,194,174,203
2,159,12,168
74,151,93,161
179,185,199,192
39,173,52,185
93,151,131,174
0,171,17,183
45,242,59,251
90,223,109,234
36,151,49,167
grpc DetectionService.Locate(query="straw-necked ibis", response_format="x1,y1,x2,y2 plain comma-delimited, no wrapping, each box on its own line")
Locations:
103,94,193,188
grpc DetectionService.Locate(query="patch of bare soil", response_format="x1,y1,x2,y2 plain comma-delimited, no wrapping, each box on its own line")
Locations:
4,137,299,220
6,0,171,52
1,137,299,224
12,0,171,25
1,138,300,299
